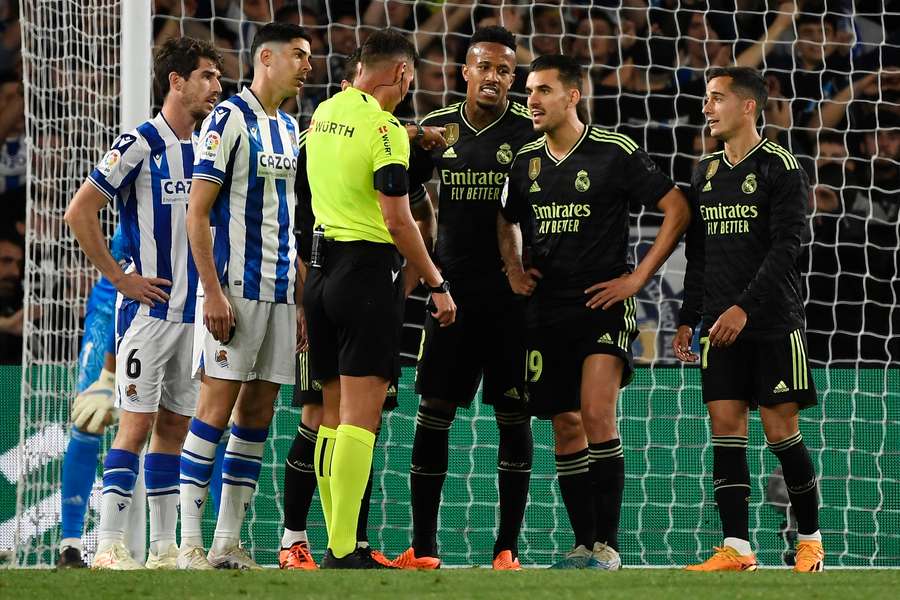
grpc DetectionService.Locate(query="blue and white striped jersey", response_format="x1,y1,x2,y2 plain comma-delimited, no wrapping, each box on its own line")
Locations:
193,87,299,304
88,112,199,323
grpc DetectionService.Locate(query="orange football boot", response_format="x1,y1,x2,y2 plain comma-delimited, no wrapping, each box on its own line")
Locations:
793,541,825,572
492,550,522,571
279,542,318,570
391,547,441,569
685,546,758,572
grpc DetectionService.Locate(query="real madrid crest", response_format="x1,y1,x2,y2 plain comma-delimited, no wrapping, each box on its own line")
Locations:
444,123,459,146
741,173,757,194
496,143,512,165
706,159,719,180
529,157,541,180
575,169,590,192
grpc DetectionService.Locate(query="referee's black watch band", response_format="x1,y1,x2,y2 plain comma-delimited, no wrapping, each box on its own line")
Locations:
427,280,450,294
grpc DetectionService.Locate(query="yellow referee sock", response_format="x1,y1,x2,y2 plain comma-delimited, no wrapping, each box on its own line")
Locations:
313,425,338,536
328,424,375,558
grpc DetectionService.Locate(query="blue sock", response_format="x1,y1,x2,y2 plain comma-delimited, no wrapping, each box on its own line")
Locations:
60,427,102,543
145,453,180,555
97,448,140,546
180,418,224,547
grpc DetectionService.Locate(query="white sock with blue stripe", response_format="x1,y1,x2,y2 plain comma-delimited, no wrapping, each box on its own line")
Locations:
145,452,180,555
179,418,223,548
210,424,268,555
97,449,140,550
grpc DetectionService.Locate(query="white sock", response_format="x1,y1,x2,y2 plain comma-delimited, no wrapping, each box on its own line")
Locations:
798,530,822,542
210,426,267,555
148,493,179,555
178,420,222,549
281,529,308,548
724,537,753,555
97,450,139,549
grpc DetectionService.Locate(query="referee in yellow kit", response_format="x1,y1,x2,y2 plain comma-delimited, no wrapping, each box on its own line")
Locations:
304,29,456,569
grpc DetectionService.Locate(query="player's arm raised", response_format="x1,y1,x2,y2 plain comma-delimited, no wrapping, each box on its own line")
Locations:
186,178,234,343
65,177,171,307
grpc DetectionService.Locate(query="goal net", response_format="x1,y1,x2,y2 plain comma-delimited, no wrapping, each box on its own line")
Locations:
12,0,898,567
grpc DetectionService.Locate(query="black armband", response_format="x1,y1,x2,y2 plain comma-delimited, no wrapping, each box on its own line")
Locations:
373,163,409,197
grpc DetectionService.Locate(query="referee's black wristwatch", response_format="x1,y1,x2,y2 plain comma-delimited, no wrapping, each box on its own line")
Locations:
414,122,425,145
427,280,450,294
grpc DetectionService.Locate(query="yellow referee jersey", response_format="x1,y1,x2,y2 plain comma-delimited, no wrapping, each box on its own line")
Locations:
306,87,410,244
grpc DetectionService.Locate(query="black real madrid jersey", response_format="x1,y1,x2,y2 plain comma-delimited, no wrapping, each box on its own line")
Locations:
500,125,674,304
678,138,809,338
408,100,538,300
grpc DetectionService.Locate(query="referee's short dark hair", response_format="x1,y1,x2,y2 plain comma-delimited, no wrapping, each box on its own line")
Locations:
707,66,768,118
530,54,584,93
154,37,223,98
250,23,311,63
360,28,418,68
469,26,517,53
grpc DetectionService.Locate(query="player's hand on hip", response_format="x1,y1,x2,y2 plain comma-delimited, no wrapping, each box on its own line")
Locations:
204,288,236,343
585,272,643,310
672,325,699,363
708,305,747,348
430,290,457,327
296,306,308,353
506,266,541,296
115,272,172,306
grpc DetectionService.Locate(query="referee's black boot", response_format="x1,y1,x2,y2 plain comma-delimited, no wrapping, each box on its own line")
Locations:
321,547,396,569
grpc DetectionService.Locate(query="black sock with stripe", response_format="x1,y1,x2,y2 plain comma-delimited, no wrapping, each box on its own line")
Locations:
711,435,750,542
768,431,819,535
410,405,454,557
284,422,318,534
589,439,625,551
556,448,595,549
494,411,533,558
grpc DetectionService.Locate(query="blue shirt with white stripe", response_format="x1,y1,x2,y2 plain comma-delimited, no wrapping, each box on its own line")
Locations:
88,113,199,323
193,87,299,304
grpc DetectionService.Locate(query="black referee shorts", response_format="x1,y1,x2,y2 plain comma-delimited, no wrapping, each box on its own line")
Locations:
699,327,817,410
293,350,399,411
415,296,526,410
525,297,638,419
304,240,404,385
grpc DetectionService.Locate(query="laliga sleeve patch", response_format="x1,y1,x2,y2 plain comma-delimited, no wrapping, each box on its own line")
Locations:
96,150,122,177
200,131,222,161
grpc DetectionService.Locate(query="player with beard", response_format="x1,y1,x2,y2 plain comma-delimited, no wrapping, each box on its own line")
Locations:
392,26,539,571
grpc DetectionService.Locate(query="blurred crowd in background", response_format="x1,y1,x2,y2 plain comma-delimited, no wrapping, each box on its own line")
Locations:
0,0,896,366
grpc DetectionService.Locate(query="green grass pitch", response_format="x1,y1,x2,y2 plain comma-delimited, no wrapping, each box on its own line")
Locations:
2,569,898,599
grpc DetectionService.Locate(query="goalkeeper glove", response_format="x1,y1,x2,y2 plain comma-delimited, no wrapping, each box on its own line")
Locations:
72,368,118,434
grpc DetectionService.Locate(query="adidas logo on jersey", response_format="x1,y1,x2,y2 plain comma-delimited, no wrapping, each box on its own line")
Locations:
442,147,457,158
773,380,790,393
504,387,520,400
597,333,614,344
702,181,712,192
529,181,541,193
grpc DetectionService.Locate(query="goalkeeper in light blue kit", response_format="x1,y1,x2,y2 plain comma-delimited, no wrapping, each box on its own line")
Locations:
57,226,127,568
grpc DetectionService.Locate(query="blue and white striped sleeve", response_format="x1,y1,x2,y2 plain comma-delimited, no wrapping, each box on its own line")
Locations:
193,105,241,186
87,130,146,202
